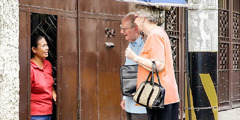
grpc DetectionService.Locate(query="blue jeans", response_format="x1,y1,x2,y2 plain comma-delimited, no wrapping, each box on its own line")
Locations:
31,115,52,120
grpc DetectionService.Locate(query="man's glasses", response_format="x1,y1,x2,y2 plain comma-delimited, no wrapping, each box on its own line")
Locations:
120,25,135,31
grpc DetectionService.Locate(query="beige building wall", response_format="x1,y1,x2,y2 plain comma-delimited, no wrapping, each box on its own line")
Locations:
188,0,218,52
0,0,19,119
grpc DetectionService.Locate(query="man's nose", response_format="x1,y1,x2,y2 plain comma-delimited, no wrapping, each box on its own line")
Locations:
120,29,124,34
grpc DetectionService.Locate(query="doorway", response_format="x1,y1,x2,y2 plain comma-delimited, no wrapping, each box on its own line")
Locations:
31,13,58,119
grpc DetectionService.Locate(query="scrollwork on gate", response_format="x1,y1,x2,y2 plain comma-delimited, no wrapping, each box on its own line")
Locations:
233,44,240,69
165,7,179,71
219,10,229,37
233,13,240,39
219,43,229,69
105,28,115,38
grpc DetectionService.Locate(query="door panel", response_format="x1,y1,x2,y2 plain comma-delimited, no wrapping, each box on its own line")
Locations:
79,0,128,15
97,20,122,120
79,18,98,120
19,0,77,11
19,11,31,120
218,0,240,110
58,16,78,120
79,18,123,120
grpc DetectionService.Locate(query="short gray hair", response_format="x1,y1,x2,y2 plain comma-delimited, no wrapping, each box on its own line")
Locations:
123,12,137,27
134,5,164,25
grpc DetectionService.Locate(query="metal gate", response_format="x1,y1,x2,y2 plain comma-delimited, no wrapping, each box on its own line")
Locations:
165,7,186,120
19,0,186,120
19,0,128,120
218,0,240,110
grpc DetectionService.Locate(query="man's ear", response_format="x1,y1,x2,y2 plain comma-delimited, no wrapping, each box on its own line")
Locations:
134,26,139,32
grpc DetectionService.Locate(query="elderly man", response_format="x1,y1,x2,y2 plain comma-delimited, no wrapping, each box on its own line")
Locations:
120,12,147,120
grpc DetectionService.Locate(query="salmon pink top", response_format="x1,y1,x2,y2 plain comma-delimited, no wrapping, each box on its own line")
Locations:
137,27,180,105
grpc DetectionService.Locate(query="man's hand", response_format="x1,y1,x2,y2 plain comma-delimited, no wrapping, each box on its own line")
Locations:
120,99,126,110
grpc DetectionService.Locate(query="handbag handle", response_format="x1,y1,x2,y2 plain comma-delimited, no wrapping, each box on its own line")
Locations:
144,61,162,86
152,61,162,86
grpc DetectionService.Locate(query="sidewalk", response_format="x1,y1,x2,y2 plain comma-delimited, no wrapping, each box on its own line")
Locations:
219,107,240,120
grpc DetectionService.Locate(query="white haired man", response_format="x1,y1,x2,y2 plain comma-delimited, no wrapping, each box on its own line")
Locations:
120,12,147,120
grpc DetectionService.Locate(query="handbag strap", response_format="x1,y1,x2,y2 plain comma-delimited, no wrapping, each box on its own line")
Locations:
143,61,162,86
144,65,154,83
150,61,156,85
152,61,162,86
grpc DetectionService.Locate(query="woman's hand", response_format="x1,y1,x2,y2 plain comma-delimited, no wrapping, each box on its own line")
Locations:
125,47,138,63
53,88,57,104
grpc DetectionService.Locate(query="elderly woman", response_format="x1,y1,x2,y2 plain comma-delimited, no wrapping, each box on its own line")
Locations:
125,6,180,120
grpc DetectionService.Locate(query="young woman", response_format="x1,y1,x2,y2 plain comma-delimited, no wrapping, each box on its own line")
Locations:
31,35,56,120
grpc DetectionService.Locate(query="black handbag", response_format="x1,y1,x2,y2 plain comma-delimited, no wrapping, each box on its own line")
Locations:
120,65,138,97
133,61,165,109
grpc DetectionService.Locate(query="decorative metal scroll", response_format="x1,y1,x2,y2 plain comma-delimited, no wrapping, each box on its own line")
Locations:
219,43,229,69
105,28,116,38
219,10,229,37
165,7,179,71
233,13,240,39
233,44,240,69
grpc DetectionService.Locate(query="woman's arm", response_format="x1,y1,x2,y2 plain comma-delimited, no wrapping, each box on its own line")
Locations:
125,47,165,71
137,56,165,71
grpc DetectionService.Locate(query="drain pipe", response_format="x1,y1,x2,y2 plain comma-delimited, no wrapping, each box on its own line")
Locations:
185,1,192,119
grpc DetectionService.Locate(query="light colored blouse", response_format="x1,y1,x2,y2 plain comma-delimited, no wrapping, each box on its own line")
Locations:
123,37,147,113
137,27,180,105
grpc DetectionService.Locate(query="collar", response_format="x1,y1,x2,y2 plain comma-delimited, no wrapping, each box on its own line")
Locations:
130,37,143,47
31,59,48,70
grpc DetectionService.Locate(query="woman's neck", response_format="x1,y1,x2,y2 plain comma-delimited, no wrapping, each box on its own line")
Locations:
143,23,158,36
31,57,44,68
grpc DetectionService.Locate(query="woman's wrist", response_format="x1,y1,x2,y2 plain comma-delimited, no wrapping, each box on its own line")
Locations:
135,56,140,63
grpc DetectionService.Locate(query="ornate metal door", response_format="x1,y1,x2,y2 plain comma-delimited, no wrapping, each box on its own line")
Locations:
218,0,240,110
165,7,186,120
